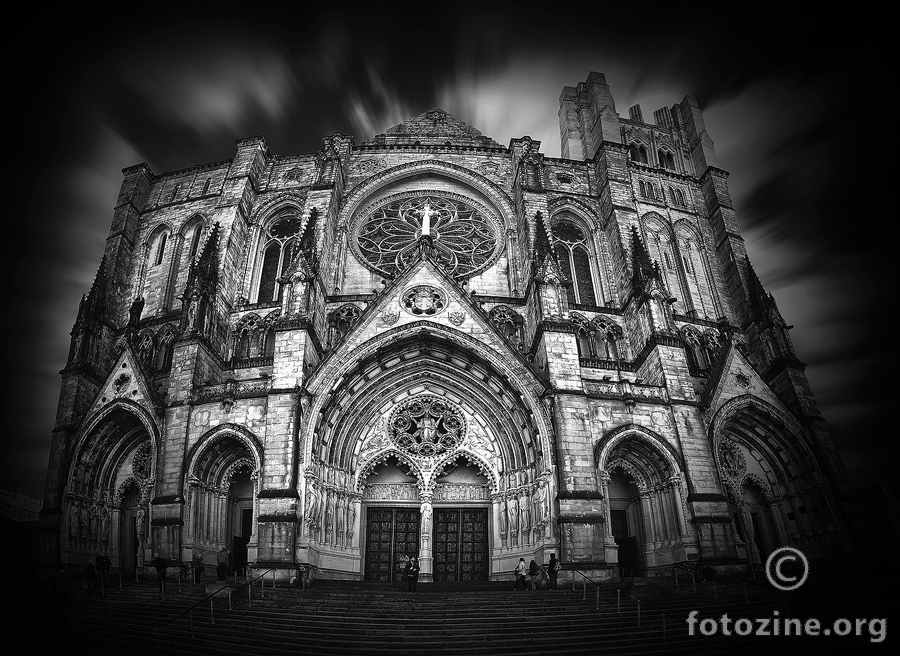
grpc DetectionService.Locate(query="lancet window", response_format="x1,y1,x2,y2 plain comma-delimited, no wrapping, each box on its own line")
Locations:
552,219,598,306
630,143,649,164
255,210,303,304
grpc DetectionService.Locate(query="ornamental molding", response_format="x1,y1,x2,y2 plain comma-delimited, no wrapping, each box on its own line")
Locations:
338,158,517,231
401,285,448,317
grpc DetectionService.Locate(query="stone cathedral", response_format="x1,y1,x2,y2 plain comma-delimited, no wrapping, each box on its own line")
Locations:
41,72,859,583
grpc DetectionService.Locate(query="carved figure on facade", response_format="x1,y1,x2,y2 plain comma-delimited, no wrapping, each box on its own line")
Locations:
507,495,519,546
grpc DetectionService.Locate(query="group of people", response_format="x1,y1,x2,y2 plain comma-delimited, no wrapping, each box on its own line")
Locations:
514,553,561,591
82,552,112,595
403,555,420,592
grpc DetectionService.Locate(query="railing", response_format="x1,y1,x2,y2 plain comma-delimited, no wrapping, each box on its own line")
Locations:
68,566,186,620
160,568,277,647
566,568,671,644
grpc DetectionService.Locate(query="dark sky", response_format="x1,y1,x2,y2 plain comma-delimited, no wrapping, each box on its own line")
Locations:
4,7,895,500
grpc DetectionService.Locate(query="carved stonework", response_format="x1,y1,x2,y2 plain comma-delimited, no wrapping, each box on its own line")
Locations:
389,395,465,457
448,311,465,326
363,483,420,501
382,311,399,325
401,286,446,317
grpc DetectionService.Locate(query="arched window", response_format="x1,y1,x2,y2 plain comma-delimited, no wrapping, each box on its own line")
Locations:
629,143,649,164
154,325,177,372
488,305,526,351
591,317,622,360
188,224,204,259
153,232,168,266
571,313,595,357
255,210,303,304
658,149,676,171
681,328,707,373
552,220,598,306
327,304,362,347
231,313,264,361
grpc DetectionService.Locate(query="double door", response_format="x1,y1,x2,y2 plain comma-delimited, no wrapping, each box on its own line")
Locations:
364,507,420,582
364,506,489,582
433,508,488,582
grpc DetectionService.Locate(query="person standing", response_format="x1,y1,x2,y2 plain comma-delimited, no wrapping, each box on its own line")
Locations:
216,547,228,581
192,551,205,584
514,557,527,590
83,560,98,595
96,552,111,588
548,553,560,590
528,559,540,591
405,556,420,592
149,553,167,594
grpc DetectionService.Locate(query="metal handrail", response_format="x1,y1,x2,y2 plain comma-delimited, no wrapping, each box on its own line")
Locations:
160,567,276,643
69,567,184,614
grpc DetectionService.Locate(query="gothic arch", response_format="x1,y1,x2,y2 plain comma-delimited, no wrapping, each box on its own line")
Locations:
185,423,265,485
240,195,315,304
338,159,517,233
594,424,683,478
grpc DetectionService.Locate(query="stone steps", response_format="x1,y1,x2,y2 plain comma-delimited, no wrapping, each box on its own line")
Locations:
9,574,890,655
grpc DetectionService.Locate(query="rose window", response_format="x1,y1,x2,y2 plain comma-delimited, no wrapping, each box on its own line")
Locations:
389,396,465,457
354,193,500,279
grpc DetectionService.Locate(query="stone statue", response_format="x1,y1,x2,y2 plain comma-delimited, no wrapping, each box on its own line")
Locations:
100,507,111,543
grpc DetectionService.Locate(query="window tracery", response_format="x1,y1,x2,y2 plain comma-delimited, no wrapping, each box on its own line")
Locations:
255,210,303,304
354,193,500,280
488,305,526,351
388,395,465,458
552,220,597,305
328,304,363,346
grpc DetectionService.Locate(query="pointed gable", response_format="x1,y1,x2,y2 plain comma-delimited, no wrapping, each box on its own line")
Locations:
704,336,791,417
307,255,545,397
361,109,505,149
84,344,161,422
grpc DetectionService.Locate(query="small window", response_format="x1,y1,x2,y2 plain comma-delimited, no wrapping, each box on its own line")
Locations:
154,233,168,266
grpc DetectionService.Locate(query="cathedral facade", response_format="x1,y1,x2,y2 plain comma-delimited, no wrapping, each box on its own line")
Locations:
41,72,858,583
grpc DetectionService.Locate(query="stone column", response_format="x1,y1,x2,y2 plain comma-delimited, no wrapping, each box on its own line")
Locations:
418,494,434,582
599,470,617,563
668,476,688,538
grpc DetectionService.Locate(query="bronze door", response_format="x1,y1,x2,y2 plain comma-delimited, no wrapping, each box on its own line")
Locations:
433,508,488,582
364,507,420,582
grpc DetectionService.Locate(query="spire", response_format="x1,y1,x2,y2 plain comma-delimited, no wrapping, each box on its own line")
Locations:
79,256,109,323
746,257,771,322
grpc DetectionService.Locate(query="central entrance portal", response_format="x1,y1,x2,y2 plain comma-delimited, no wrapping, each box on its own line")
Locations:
433,508,488,582
364,507,420,582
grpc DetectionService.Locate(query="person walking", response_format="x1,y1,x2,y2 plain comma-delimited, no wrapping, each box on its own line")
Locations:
149,553,167,594
514,557,527,590
528,559,540,591
216,547,228,581
405,555,420,592
96,552,111,586
548,553,560,590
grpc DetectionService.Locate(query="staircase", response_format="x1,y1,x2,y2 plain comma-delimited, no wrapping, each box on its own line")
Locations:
5,571,891,655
